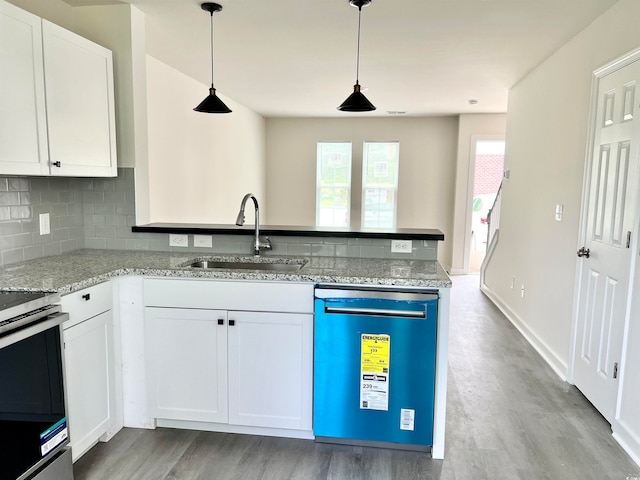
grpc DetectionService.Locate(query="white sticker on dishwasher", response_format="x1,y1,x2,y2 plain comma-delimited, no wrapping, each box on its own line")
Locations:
360,334,390,411
400,408,415,431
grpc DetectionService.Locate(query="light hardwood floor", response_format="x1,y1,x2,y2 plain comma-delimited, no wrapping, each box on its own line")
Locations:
74,275,640,479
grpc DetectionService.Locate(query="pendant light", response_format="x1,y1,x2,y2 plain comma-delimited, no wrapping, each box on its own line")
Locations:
194,2,232,113
338,0,376,112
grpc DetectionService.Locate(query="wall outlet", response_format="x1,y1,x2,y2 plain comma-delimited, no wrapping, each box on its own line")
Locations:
193,235,213,248
520,285,525,299
391,240,412,253
169,234,188,247
39,213,50,235
555,204,563,221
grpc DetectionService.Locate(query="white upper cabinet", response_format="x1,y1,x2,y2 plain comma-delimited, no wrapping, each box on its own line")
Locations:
0,1,49,175
42,20,116,177
0,1,117,177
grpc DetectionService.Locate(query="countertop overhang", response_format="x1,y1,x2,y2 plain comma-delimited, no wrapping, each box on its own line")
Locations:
132,224,445,242
0,250,451,294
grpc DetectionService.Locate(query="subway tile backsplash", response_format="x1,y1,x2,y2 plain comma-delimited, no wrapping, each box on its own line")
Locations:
0,168,437,266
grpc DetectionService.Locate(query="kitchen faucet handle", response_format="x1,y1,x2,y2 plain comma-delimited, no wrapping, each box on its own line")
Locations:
259,236,272,251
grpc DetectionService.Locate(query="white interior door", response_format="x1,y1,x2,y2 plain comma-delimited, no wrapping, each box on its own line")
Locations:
573,60,640,423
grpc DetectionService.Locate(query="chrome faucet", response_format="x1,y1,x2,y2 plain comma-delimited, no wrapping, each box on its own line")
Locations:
235,193,272,256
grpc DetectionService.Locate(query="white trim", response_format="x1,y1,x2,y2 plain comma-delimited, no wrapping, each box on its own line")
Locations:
568,51,640,383
464,135,505,274
448,268,466,275
480,229,499,289
480,283,568,381
612,419,640,468
569,47,640,412
431,286,450,460
157,418,314,440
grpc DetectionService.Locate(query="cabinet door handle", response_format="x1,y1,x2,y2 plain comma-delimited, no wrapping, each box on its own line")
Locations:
218,318,224,325
229,319,235,326
82,293,91,301
52,161,62,167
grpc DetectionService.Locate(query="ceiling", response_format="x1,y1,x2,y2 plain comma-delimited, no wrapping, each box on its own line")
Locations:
64,0,620,118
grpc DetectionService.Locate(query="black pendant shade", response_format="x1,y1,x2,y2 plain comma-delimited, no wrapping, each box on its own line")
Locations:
338,0,375,112
194,3,232,114
338,83,376,112
194,86,232,113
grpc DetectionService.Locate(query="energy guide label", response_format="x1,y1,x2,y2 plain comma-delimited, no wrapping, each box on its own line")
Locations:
360,334,390,411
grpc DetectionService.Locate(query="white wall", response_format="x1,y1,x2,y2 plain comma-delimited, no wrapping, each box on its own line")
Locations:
145,56,266,224
483,0,640,464
450,114,506,274
264,117,458,266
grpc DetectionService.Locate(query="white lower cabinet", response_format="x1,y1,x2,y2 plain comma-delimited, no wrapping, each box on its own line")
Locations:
62,282,118,461
228,310,311,430
143,278,314,435
145,308,228,423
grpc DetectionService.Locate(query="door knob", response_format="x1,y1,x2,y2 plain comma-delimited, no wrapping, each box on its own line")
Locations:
577,247,590,258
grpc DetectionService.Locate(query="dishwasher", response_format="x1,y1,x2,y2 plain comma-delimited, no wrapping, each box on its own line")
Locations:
313,285,438,452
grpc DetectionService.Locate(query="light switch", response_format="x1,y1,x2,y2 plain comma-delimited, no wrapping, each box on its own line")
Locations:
555,204,563,221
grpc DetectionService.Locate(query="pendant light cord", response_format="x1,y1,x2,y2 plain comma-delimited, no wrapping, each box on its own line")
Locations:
209,11,215,88
355,5,362,85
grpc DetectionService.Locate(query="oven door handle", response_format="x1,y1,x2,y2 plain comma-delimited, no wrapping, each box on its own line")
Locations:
324,306,426,319
0,311,69,350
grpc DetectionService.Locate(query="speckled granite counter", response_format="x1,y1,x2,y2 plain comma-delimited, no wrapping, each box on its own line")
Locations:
0,249,451,294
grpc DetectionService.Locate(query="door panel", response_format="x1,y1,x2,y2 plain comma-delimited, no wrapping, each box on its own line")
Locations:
144,308,228,423
574,61,640,422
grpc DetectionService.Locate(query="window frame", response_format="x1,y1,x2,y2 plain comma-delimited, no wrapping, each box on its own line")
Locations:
361,141,400,229
315,141,352,227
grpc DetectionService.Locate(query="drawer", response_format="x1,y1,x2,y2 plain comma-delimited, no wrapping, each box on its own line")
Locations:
61,281,112,329
144,278,314,314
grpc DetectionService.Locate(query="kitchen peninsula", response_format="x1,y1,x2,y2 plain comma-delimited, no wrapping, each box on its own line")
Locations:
0,226,451,461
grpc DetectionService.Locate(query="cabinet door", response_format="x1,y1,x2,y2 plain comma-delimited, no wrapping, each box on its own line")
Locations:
145,308,228,423
227,311,312,430
42,20,116,177
63,310,115,461
0,1,49,175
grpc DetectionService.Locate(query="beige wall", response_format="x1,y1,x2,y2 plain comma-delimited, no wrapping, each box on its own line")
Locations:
145,56,266,224
484,0,640,462
265,117,458,266
450,114,507,273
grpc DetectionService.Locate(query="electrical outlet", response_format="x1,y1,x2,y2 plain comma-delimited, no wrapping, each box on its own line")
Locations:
169,234,188,247
391,240,412,253
39,213,50,235
193,235,213,248
520,285,525,299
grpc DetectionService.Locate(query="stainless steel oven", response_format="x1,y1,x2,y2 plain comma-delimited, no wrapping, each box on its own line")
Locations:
0,291,73,480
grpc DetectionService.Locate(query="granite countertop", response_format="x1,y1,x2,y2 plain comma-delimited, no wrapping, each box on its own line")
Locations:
0,249,452,294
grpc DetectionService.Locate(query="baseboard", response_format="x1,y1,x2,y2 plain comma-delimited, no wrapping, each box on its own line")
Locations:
479,284,568,381
613,419,640,468
156,418,314,440
448,268,467,275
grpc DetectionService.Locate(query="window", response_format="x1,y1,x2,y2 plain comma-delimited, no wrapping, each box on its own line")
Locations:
362,142,399,228
316,142,352,227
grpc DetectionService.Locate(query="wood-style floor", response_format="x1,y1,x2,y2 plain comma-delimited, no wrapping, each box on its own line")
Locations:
73,275,640,479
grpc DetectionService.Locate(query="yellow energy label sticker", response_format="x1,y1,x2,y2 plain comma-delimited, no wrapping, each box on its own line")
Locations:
360,334,390,411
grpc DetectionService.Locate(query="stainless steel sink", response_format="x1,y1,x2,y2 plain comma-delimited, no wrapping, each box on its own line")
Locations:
189,260,305,272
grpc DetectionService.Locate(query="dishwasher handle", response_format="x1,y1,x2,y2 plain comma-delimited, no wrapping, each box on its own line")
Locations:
324,306,426,319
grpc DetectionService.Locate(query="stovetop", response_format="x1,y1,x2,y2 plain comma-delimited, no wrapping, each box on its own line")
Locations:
0,291,61,331
0,291,48,311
